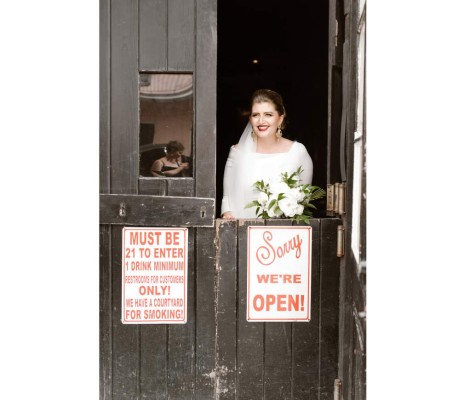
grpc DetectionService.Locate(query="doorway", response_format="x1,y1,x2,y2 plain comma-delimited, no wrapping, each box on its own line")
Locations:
216,0,329,217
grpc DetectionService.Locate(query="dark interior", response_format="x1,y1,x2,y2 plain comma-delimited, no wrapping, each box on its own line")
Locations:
216,0,329,217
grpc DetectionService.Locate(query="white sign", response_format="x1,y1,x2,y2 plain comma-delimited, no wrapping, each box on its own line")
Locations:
247,226,311,322
121,227,188,324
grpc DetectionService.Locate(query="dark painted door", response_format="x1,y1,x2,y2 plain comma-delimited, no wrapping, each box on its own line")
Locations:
327,0,366,398
100,0,217,398
100,0,345,399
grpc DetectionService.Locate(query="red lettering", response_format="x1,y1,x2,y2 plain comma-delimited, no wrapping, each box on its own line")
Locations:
125,309,141,320
252,294,304,312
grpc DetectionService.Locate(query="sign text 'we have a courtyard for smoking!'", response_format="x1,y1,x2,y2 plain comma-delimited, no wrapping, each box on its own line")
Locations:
122,227,188,324
247,226,311,322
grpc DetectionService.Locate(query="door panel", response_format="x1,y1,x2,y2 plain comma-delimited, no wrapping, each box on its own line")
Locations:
101,1,344,398
328,0,367,398
139,0,167,71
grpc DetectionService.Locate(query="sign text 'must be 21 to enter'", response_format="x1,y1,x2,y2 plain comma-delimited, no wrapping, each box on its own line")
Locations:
122,227,188,324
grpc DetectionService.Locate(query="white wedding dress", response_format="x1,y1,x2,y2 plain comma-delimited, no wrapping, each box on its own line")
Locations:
221,123,313,219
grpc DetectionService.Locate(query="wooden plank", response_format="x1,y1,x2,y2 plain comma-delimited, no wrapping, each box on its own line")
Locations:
292,219,321,400
236,219,265,399
100,194,214,227
111,226,140,399
140,324,168,399
195,227,217,399
339,254,354,399
100,0,110,194
138,177,195,197
352,305,366,400
167,0,194,70
319,218,341,400
263,219,293,400
139,0,167,71
138,178,168,196
167,179,195,197
194,0,217,199
167,230,196,398
100,225,112,400
215,219,237,399
111,0,138,194
99,2,111,399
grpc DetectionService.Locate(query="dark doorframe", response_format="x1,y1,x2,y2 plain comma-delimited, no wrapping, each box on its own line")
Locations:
216,0,329,217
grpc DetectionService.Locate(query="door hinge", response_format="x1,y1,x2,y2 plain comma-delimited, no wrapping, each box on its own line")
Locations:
327,182,346,215
337,225,345,257
334,378,342,400
335,182,346,214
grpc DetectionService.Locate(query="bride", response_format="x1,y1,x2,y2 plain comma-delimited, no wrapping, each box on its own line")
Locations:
221,89,313,219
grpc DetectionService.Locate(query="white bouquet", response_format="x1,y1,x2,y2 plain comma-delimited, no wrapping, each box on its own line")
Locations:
245,166,325,224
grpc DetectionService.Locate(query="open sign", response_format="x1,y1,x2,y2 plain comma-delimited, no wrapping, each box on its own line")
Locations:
247,226,311,322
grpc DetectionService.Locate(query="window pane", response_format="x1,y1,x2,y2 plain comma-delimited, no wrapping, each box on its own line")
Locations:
139,73,193,178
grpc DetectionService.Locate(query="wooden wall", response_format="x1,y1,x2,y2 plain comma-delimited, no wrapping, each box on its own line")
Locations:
100,218,340,399
101,1,342,398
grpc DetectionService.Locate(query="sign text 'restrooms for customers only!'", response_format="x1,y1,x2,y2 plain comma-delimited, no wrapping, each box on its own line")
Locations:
122,227,188,324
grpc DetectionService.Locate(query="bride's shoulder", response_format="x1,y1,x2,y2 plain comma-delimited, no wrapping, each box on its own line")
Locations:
280,137,294,152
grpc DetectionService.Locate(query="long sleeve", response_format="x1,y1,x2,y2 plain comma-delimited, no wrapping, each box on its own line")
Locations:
221,148,234,215
294,142,313,185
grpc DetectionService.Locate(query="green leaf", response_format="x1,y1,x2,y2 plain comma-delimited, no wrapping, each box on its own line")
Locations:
245,200,260,209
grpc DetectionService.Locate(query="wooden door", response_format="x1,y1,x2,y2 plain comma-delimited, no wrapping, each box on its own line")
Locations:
100,0,217,398
100,0,346,399
328,0,367,398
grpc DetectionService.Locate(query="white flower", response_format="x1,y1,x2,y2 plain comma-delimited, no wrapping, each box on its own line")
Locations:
289,187,305,202
268,179,291,196
278,196,304,218
246,166,322,222
257,191,269,206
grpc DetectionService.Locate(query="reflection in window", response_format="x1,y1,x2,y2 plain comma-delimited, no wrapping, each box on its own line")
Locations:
139,73,193,177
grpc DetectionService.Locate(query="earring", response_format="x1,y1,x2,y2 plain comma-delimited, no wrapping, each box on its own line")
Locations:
276,126,282,139
251,129,256,140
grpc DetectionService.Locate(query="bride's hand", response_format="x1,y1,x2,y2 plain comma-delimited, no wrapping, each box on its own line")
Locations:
222,212,235,220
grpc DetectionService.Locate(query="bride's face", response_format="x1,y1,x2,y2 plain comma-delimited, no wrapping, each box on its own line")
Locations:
250,101,284,139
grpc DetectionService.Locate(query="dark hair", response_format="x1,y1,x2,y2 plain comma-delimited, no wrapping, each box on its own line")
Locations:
250,89,287,128
166,140,184,154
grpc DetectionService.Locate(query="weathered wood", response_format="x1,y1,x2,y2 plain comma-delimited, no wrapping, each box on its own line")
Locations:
99,2,111,399
194,0,217,199
111,0,138,194
100,0,110,194
215,219,237,399
319,218,341,400
100,194,215,227
111,226,140,399
291,219,321,400
138,177,195,197
195,227,217,399
100,225,112,400
100,216,341,399
327,0,344,185
167,230,196,398
338,0,368,397
138,178,168,196
168,0,194,70
263,219,293,400
236,219,265,399
139,0,167,71
352,304,366,400
140,324,168,399
167,179,195,197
